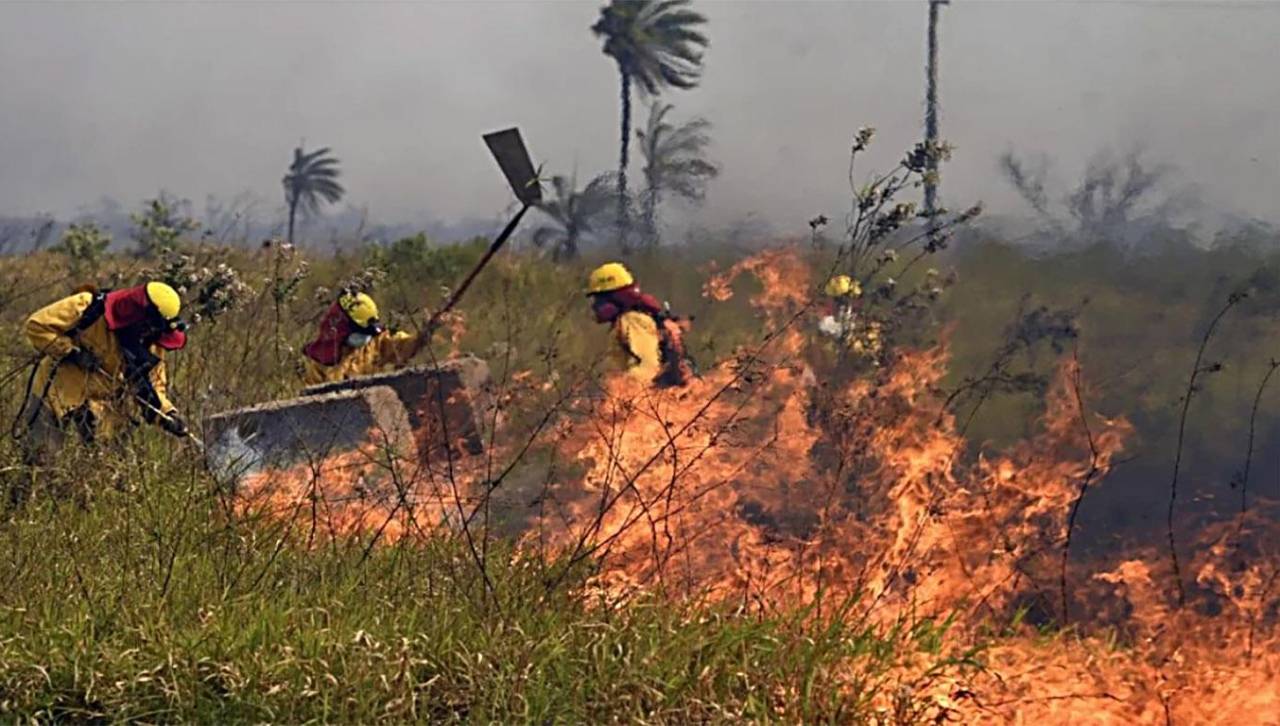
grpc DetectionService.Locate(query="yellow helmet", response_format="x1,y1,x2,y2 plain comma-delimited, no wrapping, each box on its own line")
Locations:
339,291,380,328
586,262,635,295
824,275,860,298
145,281,182,320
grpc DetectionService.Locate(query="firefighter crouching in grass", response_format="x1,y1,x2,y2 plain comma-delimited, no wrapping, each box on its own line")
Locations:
15,282,191,478
817,274,860,341
816,274,883,360
301,290,430,386
586,262,692,388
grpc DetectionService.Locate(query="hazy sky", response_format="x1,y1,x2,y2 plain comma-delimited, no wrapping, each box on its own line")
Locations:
1,1,1277,234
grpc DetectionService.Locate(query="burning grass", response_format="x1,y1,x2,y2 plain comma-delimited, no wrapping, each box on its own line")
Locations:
0,458,970,723
528,247,1280,721
0,244,1277,722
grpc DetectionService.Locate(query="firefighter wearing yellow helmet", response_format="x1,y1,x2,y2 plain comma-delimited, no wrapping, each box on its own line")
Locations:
586,262,635,296
824,274,860,299
587,262,691,387
301,290,429,386
818,274,861,340
16,281,191,470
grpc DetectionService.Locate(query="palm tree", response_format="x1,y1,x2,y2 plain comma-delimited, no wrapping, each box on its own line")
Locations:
282,145,344,246
591,0,709,251
530,173,617,261
637,101,718,247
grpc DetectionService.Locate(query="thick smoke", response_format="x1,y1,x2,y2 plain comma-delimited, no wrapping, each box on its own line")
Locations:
0,2,1277,238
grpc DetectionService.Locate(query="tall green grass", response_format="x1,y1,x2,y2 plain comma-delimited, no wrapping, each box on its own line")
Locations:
0,452,970,722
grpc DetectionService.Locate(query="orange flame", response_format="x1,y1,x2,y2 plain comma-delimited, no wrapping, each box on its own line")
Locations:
543,246,1278,722
235,428,482,545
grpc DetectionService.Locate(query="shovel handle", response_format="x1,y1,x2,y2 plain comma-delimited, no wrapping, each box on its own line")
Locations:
426,202,531,331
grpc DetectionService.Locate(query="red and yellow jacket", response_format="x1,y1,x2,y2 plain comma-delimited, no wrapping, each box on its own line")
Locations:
25,292,177,437
301,330,424,386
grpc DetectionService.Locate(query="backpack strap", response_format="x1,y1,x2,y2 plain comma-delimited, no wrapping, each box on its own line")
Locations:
71,290,109,334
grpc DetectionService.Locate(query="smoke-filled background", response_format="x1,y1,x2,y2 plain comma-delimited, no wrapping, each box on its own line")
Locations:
1,1,1277,237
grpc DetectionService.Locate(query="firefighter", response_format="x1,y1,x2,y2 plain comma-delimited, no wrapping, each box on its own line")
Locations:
17,281,190,463
301,290,429,386
586,262,691,387
817,274,860,341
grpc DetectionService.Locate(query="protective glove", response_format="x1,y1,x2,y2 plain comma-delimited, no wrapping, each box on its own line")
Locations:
159,412,188,438
818,316,842,338
66,347,101,372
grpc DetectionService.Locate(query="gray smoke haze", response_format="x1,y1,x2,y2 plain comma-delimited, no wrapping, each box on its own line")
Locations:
1,1,1277,236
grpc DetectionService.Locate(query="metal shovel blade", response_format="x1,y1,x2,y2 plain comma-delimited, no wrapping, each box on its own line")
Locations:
483,128,542,205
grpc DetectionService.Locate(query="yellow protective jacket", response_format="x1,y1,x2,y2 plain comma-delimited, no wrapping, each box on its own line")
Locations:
612,311,663,381
301,330,422,386
24,292,177,438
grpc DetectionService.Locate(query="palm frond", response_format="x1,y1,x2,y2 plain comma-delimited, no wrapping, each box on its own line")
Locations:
292,147,333,170
303,165,341,179
311,180,346,199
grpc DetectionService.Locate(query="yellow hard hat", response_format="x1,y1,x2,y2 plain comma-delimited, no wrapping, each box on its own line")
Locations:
339,291,380,328
145,281,182,320
586,262,635,295
824,275,860,298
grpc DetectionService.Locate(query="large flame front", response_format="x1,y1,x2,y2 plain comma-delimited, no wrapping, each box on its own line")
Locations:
541,247,1278,722
237,246,1277,721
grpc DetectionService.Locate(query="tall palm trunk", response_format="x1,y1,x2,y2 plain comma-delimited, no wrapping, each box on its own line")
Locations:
924,0,945,240
286,193,298,246
643,187,659,247
617,69,632,253
560,222,579,261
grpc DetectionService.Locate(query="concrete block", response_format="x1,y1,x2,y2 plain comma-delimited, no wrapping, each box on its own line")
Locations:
301,355,492,463
204,385,412,484
203,356,492,492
